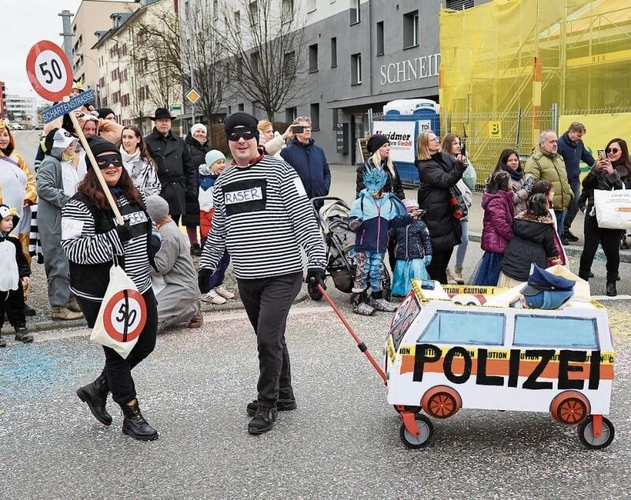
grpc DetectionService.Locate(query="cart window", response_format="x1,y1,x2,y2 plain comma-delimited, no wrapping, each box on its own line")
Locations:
389,293,421,350
417,311,505,345
513,316,598,348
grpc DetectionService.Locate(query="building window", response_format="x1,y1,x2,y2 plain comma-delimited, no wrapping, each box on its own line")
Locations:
234,10,241,30
307,0,316,12
403,10,419,49
376,21,384,56
332,108,338,129
330,37,337,68
446,0,475,9
238,103,245,111
285,107,297,122
310,103,320,130
251,51,260,73
213,0,218,20
283,51,296,79
282,0,294,23
351,53,362,85
350,0,360,25
249,1,257,27
309,44,318,73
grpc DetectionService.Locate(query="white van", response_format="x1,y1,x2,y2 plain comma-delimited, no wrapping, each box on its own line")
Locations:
384,286,615,450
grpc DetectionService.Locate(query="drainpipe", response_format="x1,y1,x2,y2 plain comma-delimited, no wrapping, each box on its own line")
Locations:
368,0,374,95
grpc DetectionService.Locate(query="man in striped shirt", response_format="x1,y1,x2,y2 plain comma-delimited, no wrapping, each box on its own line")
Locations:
198,112,326,435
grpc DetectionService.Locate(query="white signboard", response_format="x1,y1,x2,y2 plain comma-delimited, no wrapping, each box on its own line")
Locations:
372,121,417,163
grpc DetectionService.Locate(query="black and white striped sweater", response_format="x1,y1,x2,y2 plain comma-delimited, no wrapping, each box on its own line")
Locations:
61,194,152,300
199,155,326,279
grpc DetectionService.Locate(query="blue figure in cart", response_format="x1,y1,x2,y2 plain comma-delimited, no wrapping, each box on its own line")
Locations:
390,199,432,296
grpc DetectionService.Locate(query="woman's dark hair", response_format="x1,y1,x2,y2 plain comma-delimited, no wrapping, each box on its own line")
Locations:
486,171,510,193
122,125,158,169
77,161,143,211
605,138,631,176
531,180,553,197
493,149,520,172
527,193,549,217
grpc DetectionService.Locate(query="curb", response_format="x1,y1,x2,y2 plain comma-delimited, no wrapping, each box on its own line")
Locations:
23,288,310,334
468,231,631,263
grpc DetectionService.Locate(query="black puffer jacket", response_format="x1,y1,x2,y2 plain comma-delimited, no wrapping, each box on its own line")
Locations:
390,220,432,260
415,152,466,252
182,134,209,226
500,212,558,282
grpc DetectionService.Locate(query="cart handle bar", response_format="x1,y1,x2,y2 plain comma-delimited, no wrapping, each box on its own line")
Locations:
316,282,387,385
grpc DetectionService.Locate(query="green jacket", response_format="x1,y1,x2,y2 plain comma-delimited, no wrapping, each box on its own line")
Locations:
524,145,574,211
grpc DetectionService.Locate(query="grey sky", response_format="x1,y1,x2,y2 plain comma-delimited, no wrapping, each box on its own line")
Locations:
4,0,82,100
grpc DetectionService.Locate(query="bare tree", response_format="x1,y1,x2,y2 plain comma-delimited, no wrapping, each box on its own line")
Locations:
218,0,308,121
135,0,226,124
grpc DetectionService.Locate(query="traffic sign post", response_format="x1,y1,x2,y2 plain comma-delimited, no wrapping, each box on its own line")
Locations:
102,289,147,343
186,88,201,104
42,89,95,123
26,40,124,225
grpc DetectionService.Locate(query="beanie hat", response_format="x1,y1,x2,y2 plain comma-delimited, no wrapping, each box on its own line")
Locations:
224,112,258,133
205,150,226,167
145,195,169,224
0,204,14,220
367,134,389,154
53,129,77,149
87,136,119,157
96,108,115,119
191,123,207,136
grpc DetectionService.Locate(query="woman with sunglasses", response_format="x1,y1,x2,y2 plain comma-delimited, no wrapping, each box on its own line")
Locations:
578,138,631,296
62,136,160,441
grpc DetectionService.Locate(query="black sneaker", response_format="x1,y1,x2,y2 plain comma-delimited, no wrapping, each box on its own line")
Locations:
564,230,579,242
190,243,203,257
560,234,570,246
248,406,277,435
606,283,617,297
14,325,33,343
246,398,297,417
23,303,36,316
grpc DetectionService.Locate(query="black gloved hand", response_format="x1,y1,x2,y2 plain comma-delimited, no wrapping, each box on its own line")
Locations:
115,221,132,243
306,268,326,290
198,268,212,294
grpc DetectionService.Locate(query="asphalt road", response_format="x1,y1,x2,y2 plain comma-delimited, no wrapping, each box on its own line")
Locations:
2,131,630,499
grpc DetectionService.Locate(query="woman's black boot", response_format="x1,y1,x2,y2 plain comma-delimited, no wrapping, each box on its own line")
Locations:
121,400,159,441
76,373,112,426
606,281,617,297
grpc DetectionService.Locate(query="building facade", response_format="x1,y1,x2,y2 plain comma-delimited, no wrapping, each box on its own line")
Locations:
5,95,38,127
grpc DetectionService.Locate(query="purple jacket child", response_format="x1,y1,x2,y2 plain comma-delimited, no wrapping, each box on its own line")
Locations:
481,190,515,254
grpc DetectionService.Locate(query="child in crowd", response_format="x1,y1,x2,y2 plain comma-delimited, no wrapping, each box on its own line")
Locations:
0,205,33,346
472,171,515,285
498,193,561,287
531,180,567,267
349,168,412,315
390,199,432,296
198,150,236,305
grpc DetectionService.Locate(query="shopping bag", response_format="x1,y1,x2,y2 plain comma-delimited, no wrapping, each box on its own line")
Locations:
594,186,631,230
90,263,147,359
449,183,468,220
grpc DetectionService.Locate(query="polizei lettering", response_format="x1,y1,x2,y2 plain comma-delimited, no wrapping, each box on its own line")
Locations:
412,344,601,390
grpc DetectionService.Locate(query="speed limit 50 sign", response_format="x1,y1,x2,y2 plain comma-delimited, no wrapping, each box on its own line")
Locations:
26,40,74,102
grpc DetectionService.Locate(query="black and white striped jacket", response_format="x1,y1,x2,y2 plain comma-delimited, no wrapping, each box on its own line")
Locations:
199,155,326,279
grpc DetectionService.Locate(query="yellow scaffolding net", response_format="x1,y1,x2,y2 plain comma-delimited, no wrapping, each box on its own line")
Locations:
439,0,631,182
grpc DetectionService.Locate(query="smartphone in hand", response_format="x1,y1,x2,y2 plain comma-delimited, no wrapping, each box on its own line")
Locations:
293,125,304,134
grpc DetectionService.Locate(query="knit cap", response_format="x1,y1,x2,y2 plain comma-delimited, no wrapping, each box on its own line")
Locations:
145,195,169,224
205,150,226,167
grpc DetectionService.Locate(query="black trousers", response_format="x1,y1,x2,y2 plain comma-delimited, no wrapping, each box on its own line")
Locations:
237,272,302,408
77,289,158,406
426,248,454,284
579,214,620,283
0,281,26,330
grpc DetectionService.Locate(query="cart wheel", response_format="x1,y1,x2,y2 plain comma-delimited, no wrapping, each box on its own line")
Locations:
399,414,434,449
421,386,462,419
307,282,323,301
577,416,615,450
550,391,590,424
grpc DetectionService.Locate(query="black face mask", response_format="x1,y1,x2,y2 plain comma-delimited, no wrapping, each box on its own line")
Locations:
227,126,258,142
95,154,123,169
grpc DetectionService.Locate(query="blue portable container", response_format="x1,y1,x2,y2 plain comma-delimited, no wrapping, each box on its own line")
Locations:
380,99,440,186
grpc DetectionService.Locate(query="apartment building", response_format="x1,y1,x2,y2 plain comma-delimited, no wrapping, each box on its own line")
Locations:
5,94,38,126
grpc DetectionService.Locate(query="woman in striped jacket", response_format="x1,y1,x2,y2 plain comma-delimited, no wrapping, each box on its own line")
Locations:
61,136,160,442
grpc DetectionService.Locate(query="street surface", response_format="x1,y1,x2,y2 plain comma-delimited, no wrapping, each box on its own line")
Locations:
1,131,630,499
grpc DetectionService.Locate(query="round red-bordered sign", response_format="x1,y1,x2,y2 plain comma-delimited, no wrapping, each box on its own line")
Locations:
26,40,73,102
102,289,147,343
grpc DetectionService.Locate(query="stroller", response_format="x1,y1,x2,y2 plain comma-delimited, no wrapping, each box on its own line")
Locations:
309,197,391,301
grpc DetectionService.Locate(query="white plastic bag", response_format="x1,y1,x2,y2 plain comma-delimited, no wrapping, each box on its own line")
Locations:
90,263,147,359
594,186,631,230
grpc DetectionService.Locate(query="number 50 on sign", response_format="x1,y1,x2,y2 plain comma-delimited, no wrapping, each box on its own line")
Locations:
26,40,74,102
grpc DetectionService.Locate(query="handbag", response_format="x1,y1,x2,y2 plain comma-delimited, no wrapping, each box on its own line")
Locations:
449,183,468,220
90,261,147,359
593,185,631,230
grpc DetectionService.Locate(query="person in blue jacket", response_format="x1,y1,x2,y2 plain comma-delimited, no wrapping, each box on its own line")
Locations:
557,122,595,244
348,169,412,316
280,117,331,208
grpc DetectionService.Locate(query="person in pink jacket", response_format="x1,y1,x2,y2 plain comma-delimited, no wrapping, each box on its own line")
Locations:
472,171,515,285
